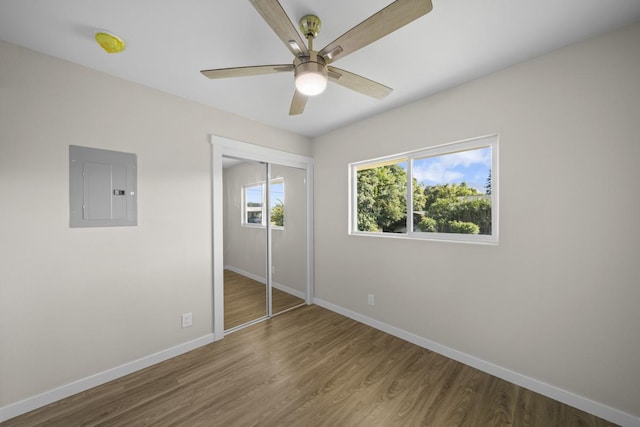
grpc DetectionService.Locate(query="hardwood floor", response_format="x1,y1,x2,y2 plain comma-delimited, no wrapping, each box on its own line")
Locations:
224,269,305,329
3,305,618,426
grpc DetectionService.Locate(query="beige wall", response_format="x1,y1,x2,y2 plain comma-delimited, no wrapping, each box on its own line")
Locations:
312,22,640,418
0,40,310,406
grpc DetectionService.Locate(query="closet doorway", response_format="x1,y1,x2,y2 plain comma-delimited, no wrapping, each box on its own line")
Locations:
211,136,313,337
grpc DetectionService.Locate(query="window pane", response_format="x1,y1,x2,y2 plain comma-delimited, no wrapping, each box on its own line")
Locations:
356,161,407,233
270,179,285,227
412,146,492,235
245,184,263,225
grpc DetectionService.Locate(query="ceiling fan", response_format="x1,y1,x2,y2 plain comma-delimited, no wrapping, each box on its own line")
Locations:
200,0,433,115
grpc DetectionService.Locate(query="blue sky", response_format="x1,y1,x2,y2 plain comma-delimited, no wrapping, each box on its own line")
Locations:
246,181,284,207
269,181,284,207
246,185,263,205
412,146,491,192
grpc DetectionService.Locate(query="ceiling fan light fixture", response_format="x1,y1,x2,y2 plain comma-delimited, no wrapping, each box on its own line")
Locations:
294,58,328,96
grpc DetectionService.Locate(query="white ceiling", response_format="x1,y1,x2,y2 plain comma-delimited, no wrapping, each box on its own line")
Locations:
1,1,639,138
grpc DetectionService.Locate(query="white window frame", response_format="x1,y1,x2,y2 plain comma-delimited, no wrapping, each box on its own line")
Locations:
241,178,285,230
349,134,498,244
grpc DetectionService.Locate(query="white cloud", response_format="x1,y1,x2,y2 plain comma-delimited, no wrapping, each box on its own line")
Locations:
440,148,491,168
412,147,491,185
443,170,464,181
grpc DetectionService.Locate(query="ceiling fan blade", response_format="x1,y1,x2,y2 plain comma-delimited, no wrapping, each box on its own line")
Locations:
319,0,432,64
328,67,392,99
289,90,308,115
249,0,309,57
200,64,293,79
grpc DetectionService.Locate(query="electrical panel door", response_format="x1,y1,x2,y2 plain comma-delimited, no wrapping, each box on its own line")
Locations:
69,145,137,227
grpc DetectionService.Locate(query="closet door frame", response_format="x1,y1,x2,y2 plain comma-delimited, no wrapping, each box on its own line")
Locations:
210,135,314,339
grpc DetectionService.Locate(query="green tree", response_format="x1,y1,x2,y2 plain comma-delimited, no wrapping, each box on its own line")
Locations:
417,216,437,232
418,182,491,235
447,220,480,234
412,178,426,212
357,164,407,232
423,182,478,210
270,199,284,227
454,198,492,234
485,170,492,195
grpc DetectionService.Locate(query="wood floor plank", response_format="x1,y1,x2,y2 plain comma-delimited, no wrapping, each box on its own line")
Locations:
471,375,518,427
514,387,560,427
224,269,267,329
2,305,620,427
224,269,304,329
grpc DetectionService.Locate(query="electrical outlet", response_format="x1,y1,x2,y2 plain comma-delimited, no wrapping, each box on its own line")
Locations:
181,312,193,328
368,294,375,306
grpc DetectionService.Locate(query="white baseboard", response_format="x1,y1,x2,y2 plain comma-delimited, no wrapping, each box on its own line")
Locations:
0,334,216,423
313,298,639,427
225,265,265,284
224,265,306,300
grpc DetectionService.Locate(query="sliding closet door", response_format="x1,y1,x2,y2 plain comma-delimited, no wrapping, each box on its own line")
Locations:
270,163,307,315
222,157,268,331
211,135,314,338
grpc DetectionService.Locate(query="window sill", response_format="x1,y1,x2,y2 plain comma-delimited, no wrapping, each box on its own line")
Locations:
349,230,498,245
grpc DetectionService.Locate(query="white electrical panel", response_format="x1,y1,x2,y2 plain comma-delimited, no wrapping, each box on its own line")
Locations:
69,145,137,227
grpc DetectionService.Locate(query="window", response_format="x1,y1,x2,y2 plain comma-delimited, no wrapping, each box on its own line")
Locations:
242,178,285,228
349,135,498,243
